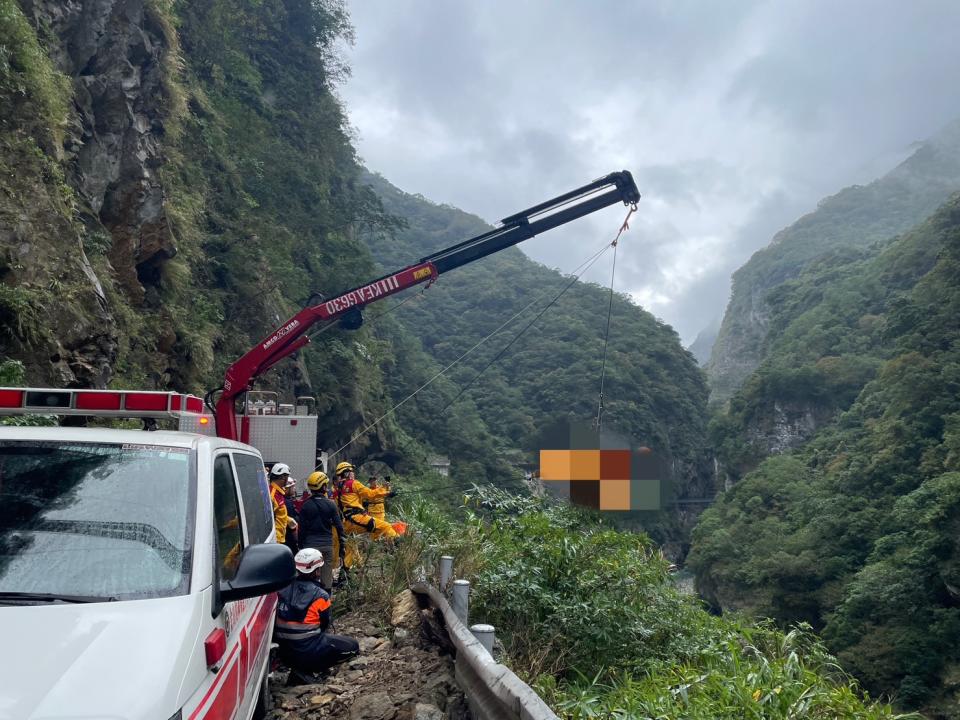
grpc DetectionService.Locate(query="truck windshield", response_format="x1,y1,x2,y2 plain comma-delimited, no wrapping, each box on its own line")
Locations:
0,441,194,601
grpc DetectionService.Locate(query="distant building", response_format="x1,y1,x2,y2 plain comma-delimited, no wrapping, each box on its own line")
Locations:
428,455,450,477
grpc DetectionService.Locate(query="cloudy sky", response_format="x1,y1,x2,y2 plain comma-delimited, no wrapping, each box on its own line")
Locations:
339,0,960,344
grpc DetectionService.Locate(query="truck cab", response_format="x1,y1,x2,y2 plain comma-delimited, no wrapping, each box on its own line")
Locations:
0,426,295,720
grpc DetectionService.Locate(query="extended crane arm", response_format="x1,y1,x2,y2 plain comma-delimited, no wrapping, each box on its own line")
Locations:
214,170,640,440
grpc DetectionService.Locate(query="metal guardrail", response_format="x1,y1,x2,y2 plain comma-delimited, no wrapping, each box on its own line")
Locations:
410,557,559,720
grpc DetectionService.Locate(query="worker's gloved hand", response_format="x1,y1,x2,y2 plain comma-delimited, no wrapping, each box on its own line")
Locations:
366,518,376,532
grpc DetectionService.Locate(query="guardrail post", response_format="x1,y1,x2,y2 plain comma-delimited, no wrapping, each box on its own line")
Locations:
451,579,470,625
470,623,495,656
439,555,454,590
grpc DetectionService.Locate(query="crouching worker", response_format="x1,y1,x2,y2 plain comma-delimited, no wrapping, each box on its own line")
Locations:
275,548,359,684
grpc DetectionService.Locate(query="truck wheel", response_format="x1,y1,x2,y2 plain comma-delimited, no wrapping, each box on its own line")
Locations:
252,670,271,720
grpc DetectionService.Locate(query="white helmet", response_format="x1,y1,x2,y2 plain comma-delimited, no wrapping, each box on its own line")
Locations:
270,463,291,477
294,548,324,574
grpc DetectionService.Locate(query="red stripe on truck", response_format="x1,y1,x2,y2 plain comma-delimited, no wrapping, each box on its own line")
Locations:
187,644,239,720
203,657,240,720
188,594,276,720
248,594,276,657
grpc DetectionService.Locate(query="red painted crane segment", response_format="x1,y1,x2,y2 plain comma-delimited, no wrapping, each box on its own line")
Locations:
215,261,439,440
212,171,641,441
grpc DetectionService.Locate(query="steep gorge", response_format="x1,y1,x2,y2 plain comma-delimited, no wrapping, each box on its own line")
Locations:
0,0,712,518
3,2,948,716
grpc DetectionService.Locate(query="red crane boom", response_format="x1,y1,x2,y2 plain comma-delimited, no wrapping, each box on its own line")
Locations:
212,171,640,441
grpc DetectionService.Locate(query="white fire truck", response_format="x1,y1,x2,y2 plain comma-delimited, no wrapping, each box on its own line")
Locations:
0,172,640,720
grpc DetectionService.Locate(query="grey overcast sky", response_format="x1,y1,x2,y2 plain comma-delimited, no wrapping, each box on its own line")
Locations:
340,0,960,343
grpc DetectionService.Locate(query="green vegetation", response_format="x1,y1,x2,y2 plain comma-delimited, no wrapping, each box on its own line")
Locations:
0,359,24,384
353,489,913,719
127,0,388,397
1,0,432,470
692,195,960,716
0,0,70,144
360,174,712,515
709,203,946,481
5,0,956,714
0,360,55,425
0,0,87,357
70,0,436,465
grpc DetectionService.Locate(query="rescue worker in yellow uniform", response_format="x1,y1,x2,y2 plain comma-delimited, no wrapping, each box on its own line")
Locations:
365,474,408,536
334,461,398,542
365,475,388,522
269,463,297,544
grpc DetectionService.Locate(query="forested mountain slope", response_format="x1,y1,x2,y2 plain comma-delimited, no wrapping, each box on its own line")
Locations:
708,119,960,402
690,195,960,717
359,173,714,540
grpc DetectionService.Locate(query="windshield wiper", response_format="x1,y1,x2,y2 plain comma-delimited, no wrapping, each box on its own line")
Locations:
0,591,118,605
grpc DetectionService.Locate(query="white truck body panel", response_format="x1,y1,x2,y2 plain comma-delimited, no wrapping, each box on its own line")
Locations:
179,414,319,488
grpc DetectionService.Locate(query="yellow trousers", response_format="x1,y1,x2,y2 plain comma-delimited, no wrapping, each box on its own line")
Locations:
344,512,399,540
332,530,363,570
367,502,386,523
332,513,398,570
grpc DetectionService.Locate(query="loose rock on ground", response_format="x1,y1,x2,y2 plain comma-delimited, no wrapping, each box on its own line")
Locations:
268,591,468,720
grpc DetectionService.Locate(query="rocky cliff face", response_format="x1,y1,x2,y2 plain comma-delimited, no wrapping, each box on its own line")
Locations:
0,159,115,386
743,400,826,456
27,0,177,301
1,0,176,386
707,119,960,403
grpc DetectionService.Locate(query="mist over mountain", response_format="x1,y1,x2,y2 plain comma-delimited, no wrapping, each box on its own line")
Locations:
707,118,960,402
688,315,721,366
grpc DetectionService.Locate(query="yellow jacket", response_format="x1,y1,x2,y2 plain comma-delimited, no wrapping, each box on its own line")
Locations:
365,481,388,521
336,478,388,519
270,481,289,543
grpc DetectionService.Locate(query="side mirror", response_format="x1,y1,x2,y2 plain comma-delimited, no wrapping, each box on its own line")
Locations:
220,543,296,604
